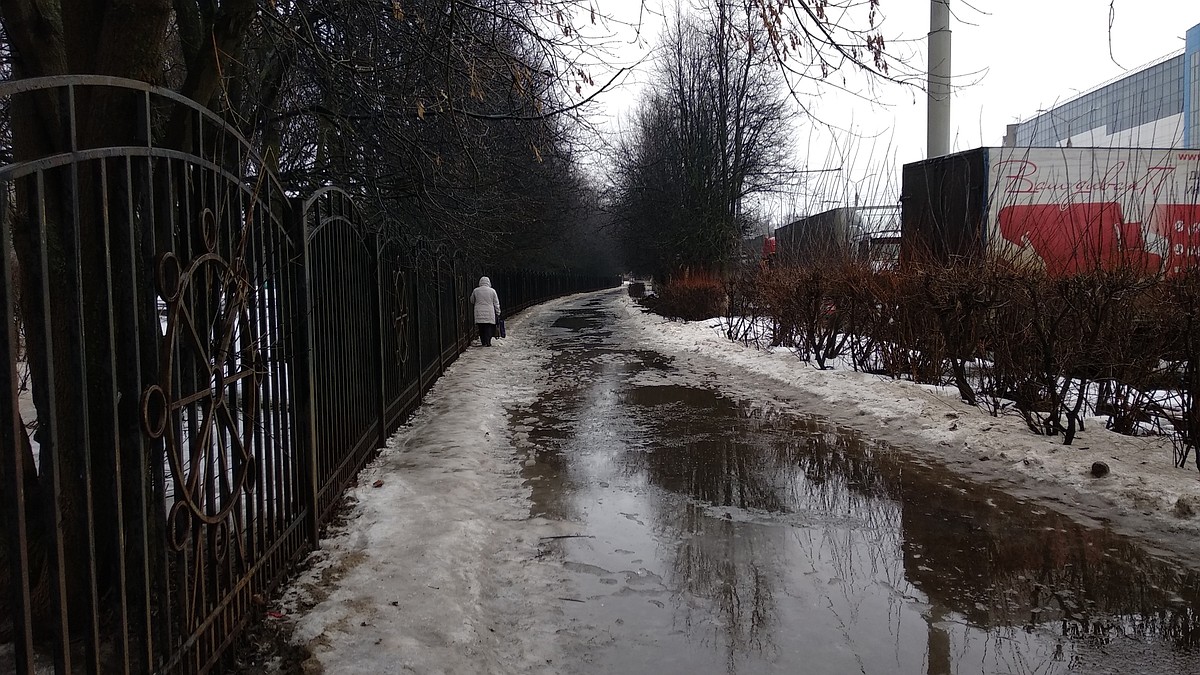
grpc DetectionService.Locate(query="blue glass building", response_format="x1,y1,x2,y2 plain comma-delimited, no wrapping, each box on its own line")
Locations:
1187,22,1200,147
1005,22,1200,149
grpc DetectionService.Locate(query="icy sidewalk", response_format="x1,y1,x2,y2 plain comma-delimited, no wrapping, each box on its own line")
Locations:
278,297,579,675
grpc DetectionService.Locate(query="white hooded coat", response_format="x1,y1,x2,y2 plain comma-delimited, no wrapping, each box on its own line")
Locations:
470,276,501,324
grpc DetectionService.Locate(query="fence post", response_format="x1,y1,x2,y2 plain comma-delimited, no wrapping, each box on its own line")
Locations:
374,233,389,448
0,189,35,674
458,260,469,351
435,255,445,373
451,257,458,348
459,261,469,351
286,198,321,546
414,260,424,390
412,246,424,392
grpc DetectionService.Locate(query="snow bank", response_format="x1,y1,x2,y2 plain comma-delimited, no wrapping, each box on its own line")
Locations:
614,294,1200,558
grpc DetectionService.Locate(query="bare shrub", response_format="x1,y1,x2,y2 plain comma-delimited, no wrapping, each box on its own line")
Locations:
882,269,950,384
985,271,1085,441
719,243,1200,459
1158,270,1200,470
1083,273,1169,437
754,265,802,350
654,270,727,321
793,266,844,369
755,259,853,369
723,261,770,346
977,265,1157,444
839,265,891,374
913,261,999,405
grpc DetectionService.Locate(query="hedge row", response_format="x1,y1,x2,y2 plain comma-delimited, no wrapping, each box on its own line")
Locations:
711,260,1200,467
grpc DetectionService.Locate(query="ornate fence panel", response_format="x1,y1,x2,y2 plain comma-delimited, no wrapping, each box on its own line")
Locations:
415,251,444,389
0,75,307,674
0,75,621,675
379,241,420,433
147,109,305,675
438,258,465,364
293,188,390,533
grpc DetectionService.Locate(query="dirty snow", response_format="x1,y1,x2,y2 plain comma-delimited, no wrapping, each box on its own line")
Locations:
613,293,1200,555
281,287,1200,673
279,300,580,674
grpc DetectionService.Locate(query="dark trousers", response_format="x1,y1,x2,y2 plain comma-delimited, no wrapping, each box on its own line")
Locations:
477,323,495,346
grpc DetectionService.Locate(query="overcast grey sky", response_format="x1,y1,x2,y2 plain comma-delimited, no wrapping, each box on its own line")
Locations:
915,0,1196,151
583,0,1198,219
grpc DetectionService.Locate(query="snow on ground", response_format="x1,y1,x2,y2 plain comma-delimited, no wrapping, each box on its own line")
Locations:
279,298,580,675
281,287,1200,673
613,293,1200,558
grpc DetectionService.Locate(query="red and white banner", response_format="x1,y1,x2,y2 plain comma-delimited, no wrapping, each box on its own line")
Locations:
986,147,1200,274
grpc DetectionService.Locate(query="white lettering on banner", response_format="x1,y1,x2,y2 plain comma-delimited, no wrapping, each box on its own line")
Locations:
1174,221,1200,233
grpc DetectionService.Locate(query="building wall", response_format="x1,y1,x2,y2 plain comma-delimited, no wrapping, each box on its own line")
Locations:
774,206,900,265
1187,23,1200,147
1012,51,1186,148
1059,112,1184,148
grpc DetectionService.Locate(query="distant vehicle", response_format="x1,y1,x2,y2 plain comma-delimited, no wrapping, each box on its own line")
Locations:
901,146,1200,275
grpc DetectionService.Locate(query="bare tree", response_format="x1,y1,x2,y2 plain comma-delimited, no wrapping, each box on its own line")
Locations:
0,0,619,654
611,0,792,277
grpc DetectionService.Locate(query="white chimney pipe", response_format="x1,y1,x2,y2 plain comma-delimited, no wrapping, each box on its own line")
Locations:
928,0,951,158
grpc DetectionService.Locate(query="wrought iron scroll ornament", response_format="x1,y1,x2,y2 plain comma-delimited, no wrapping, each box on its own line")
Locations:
392,269,411,364
140,207,263,565
454,267,469,332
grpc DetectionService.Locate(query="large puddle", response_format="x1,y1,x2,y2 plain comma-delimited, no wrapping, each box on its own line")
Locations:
511,297,1200,674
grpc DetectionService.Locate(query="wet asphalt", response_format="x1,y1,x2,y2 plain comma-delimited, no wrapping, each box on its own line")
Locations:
509,292,1200,675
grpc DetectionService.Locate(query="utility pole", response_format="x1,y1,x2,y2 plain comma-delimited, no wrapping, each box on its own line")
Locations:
928,0,952,158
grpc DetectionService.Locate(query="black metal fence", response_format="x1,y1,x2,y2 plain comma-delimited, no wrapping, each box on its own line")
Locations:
0,75,617,674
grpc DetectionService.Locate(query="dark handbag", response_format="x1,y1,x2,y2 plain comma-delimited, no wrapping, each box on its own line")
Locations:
497,318,506,338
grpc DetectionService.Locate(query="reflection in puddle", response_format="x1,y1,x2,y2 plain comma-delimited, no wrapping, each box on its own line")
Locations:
514,303,1200,674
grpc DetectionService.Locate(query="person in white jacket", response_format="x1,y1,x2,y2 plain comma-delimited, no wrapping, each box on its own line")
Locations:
469,276,502,346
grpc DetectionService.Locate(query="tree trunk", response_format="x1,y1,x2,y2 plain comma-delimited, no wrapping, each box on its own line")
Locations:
1,0,173,655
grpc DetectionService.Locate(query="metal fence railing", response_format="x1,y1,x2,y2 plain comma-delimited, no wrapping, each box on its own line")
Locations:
0,75,618,674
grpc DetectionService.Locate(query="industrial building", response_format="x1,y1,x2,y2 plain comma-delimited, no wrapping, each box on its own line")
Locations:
773,206,901,269
1003,22,1200,149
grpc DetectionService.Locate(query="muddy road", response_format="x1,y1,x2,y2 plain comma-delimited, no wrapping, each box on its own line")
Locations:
510,293,1200,675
